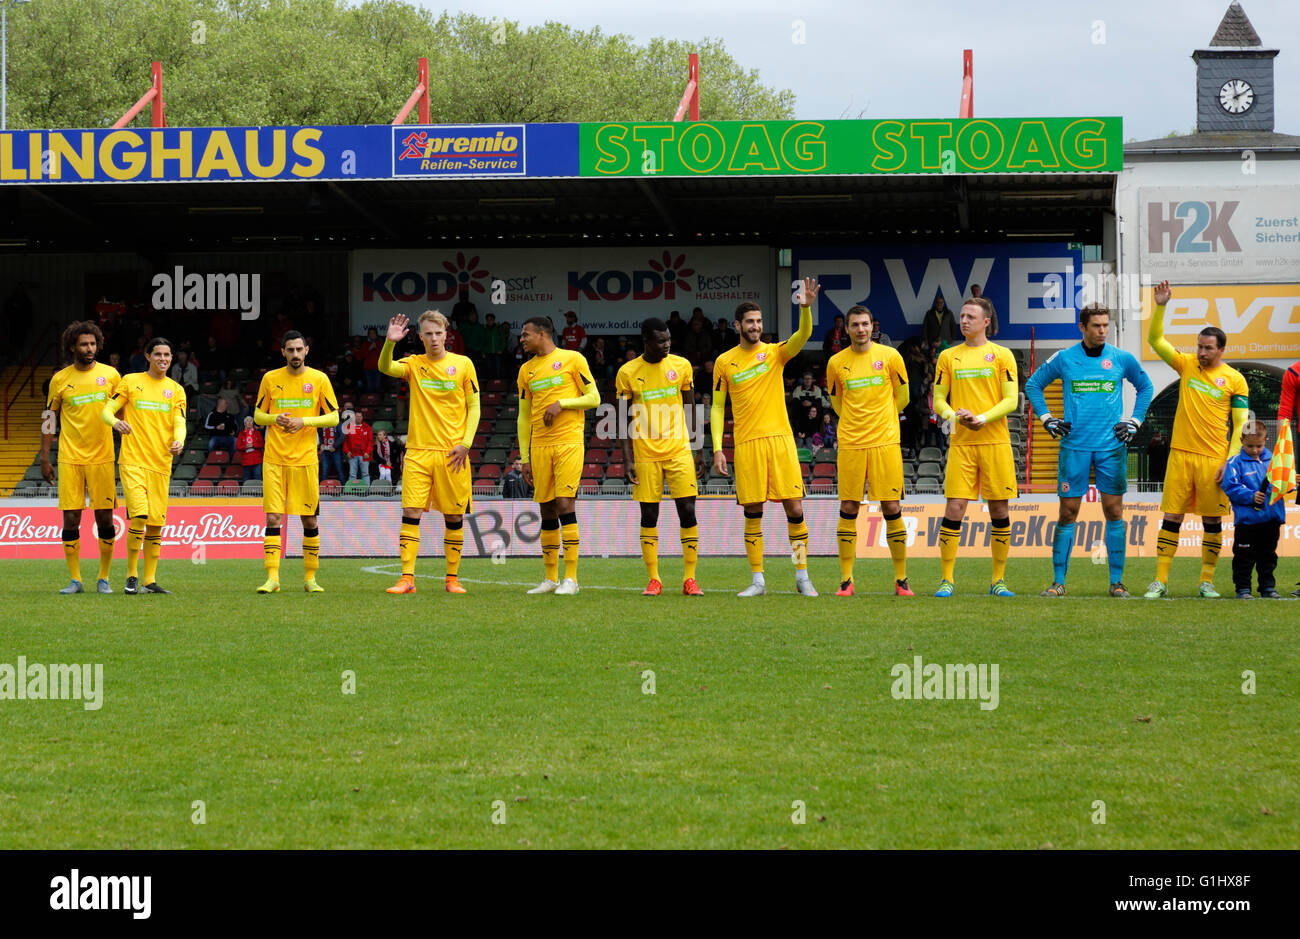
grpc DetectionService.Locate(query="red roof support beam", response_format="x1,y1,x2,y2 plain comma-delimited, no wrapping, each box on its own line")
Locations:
393,57,431,125
112,61,166,129
672,53,700,121
959,49,973,118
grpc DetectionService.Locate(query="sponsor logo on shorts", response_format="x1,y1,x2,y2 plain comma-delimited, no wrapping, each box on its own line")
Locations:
1061,481,1070,492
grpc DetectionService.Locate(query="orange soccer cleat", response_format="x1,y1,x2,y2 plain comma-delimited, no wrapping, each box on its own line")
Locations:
386,575,417,594
445,577,468,594
835,580,855,597
894,578,915,597
682,578,704,596
642,579,663,596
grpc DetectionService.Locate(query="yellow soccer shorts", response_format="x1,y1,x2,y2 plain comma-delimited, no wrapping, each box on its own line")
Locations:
1161,449,1230,517
264,462,320,517
58,461,117,511
632,448,698,503
734,435,804,505
402,448,473,514
838,445,905,503
119,463,171,527
531,443,583,503
944,444,1019,501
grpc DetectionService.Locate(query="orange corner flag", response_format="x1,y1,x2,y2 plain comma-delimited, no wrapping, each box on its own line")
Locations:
1268,419,1297,505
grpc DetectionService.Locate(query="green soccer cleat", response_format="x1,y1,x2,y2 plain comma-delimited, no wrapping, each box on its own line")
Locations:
1198,581,1221,599
1040,582,1067,597
256,579,280,594
1144,581,1168,599
989,580,1015,597
304,579,325,593
934,579,955,598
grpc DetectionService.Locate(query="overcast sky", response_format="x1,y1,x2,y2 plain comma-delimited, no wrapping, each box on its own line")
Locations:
416,0,1299,141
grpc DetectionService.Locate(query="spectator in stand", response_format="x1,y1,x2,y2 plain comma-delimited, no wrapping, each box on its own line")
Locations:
667,310,686,344
269,311,293,350
816,410,838,452
794,403,823,450
319,422,343,482
561,311,587,351
713,317,732,355
502,457,532,499
1146,429,1170,485
822,313,848,358
217,378,245,421
462,309,486,364
344,414,374,483
444,321,467,356
481,312,510,382
871,318,893,346
682,316,712,366
969,284,998,338
203,397,239,458
373,428,403,483
791,371,831,413
127,340,148,374
237,416,263,481
202,335,229,381
585,335,616,381
451,287,478,327
900,338,931,452
922,295,960,349
170,350,199,396
361,327,383,392
107,352,122,374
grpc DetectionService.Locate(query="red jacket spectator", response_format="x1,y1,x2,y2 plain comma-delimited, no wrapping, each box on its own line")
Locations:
1279,360,1300,427
361,328,382,371
236,425,264,466
343,420,374,458
562,311,586,350
445,327,466,355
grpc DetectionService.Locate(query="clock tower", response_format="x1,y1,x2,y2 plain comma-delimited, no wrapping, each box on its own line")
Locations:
1193,2,1278,132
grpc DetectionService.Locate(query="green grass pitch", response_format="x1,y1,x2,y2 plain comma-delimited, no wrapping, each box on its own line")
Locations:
0,554,1295,849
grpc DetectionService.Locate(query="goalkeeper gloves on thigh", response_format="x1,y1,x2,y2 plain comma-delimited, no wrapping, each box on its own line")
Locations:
1113,418,1140,443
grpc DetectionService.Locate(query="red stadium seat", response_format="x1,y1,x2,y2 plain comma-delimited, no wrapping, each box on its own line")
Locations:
216,481,240,497
813,463,836,478
189,480,214,495
361,407,376,422
607,463,624,478
581,464,601,479
206,450,230,465
479,464,501,479
480,406,498,421
799,462,811,477
472,433,488,449
486,379,506,392
483,392,503,406
222,465,242,479
320,479,342,495
197,466,221,479
722,433,734,447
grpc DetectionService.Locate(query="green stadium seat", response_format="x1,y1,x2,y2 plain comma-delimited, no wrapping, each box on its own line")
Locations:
24,465,45,481
371,421,394,435
343,478,369,496
482,448,508,465
815,448,836,463
241,480,262,497
369,480,393,497
174,465,199,481
395,420,408,435
796,447,813,462
182,450,206,466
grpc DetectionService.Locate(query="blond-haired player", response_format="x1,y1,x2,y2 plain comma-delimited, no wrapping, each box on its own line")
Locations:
826,305,912,596
711,277,818,597
102,337,187,594
254,330,339,593
516,316,600,595
41,321,121,594
1144,280,1249,598
379,310,481,594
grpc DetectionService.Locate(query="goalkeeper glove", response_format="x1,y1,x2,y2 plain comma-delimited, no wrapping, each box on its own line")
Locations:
1042,417,1071,439
1113,418,1140,444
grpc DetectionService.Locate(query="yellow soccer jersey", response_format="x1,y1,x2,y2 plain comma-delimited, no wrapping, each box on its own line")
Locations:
1168,352,1248,457
256,366,338,467
714,341,796,444
827,344,907,449
615,354,693,463
112,372,186,475
46,362,120,465
935,342,1017,447
396,352,479,451
517,349,596,447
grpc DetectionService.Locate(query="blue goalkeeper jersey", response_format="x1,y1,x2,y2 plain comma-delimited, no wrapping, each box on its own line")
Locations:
1024,342,1153,452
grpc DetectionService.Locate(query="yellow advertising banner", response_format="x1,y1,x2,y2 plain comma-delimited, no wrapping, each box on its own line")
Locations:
1141,284,1300,360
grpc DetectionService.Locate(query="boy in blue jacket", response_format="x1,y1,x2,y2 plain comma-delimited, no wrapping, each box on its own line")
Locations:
1222,425,1286,598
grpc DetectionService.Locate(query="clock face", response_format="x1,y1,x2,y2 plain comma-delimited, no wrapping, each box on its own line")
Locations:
1219,79,1255,114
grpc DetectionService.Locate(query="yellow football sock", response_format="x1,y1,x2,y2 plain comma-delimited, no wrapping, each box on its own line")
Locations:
990,518,1011,582
561,519,579,582
63,537,80,582
939,519,961,582
837,513,857,583
97,536,114,581
886,515,908,581
264,530,282,580
788,519,809,570
744,514,764,573
444,522,464,577
541,522,560,582
142,527,162,584
640,526,660,581
127,520,145,579
1155,521,1179,584
399,520,420,576
680,525,699,581
303,530,321,581
1201,525,1222,583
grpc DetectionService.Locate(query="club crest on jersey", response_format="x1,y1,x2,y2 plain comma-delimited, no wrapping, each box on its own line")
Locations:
983,352,995,363
756,352,767,363
667,369,678,381
447,365,456,376
163,388,173,398
96,376,106,386
1215,377,1226,387
873,360,884,371
552,361,562,370
302,382,313,392
1102,359,1112,370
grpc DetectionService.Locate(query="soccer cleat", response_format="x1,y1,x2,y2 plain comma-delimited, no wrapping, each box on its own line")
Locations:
835,579,855,597
1039,582,1067,598
795,578,819,597
445,577,467,594
989,580,1015,598
642,578,663,596
682,578,704,596
1143,581,1168,599
1108,583,1132,598
304,579,325,593
736,582,766,598
934,579,955,598
555,578,580,596
894,578,914,597
1261,588,1281,599
1235,588,1253,599
526,579,559,594
386,575,416,594
1198,582,1221,599
123,576,139,595
59,580,84,595
142,583,171,594
1293,584,1300,598
96,578,112,594
256,579,280,594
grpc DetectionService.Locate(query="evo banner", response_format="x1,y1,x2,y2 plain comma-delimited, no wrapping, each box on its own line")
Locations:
1140,283,1300,361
